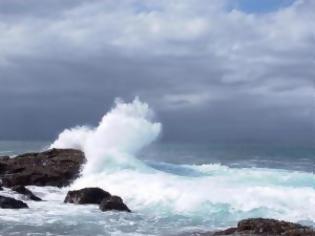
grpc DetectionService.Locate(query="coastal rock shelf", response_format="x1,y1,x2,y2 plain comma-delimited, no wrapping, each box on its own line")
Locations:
0,148,85,187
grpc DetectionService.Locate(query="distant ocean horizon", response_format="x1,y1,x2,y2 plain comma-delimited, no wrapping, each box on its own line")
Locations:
1,140,314,172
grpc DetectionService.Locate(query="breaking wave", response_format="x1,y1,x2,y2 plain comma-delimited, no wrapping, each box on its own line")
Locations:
50,98,315,228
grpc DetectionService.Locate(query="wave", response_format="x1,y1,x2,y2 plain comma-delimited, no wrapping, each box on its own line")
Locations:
50,97,161,174
50,98,315,226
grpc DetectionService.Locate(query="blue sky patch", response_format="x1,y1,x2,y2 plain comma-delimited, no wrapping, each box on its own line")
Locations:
232,0,296,13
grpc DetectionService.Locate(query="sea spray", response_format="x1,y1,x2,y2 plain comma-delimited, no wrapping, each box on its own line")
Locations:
51,97,162,174
50,98,315,228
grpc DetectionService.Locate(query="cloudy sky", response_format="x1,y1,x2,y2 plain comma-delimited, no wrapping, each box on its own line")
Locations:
0,0,314,144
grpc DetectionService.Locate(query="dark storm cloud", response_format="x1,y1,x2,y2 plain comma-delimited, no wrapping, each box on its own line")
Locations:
0,0,314,144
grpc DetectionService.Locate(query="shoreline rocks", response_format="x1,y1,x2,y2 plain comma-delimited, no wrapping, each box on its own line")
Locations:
0,148,85,187
64,187,111,204
0,195,28,209
11,185,42,201
0,149,314,235
99,195,131,212
196,218,315,236
64,187,131,213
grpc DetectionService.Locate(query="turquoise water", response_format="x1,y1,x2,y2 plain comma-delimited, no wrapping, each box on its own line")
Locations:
141,142,315,173
0,140,314,235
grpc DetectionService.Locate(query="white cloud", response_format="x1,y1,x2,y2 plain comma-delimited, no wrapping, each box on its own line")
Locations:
0,0,314,110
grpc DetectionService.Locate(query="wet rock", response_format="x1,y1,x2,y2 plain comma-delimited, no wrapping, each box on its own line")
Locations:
64,187,111,204
0,195,28,209
0,148,85,187
65,187,131,213
99,195,131,212
213,218,315,236
11,185,42,201
0,156,9,162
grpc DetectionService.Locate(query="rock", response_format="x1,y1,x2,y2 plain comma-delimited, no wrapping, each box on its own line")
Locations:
0,185,2,191
64,187,132,213
64,187,111,204
0,148,85,187
11,185,42,201
213,218,315,236
99,195,131,212
0,156,9,162
0,195,28,209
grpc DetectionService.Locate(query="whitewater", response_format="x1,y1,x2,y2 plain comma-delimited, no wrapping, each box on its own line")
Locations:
0,98,315,236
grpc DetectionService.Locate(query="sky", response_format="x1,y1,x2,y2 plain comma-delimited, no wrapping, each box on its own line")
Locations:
0,0,314,145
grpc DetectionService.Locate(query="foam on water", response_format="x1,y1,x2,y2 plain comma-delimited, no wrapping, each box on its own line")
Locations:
50,99,315,230
1,98,313,235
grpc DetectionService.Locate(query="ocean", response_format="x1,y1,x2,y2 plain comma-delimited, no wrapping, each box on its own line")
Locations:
0,100,314,236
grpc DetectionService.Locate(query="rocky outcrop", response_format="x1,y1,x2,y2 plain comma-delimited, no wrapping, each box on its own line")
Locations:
0,195,28,209
99,196,131,212
212,218,315,236
0,148,85,187
64,187,111,204
11,185,42,201
64,187,131,212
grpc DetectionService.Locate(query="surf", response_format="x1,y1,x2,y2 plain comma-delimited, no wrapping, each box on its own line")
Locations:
50,98,315,228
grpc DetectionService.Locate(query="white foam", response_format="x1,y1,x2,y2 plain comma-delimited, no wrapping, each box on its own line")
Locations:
51,97,161,174
50,98,315,225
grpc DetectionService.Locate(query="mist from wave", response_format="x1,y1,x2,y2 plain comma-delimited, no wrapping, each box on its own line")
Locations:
47,98,315,233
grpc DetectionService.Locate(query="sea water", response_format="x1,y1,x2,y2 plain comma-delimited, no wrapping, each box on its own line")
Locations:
0,99,314,236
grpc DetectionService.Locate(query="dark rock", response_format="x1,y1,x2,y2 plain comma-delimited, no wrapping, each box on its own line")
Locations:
11,185,42,201
0,185,2,191
0,195,28,209
64,187,111,204
0,156,9,162
99,196,131,212
213,218,315,236
212,227,237,235
0,148,85,187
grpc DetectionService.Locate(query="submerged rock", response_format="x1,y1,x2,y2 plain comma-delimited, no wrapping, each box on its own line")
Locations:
11,185,42,201
99,195,131,212
64,187,111,204
212,218,315,236
0,148,85,187
0,195,28,209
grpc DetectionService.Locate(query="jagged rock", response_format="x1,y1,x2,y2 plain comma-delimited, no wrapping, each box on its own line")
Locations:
64,187,111,204
0,148,85,187
99,195,131,212
0,195,28,209
11,185,42,201
213,218,315,236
